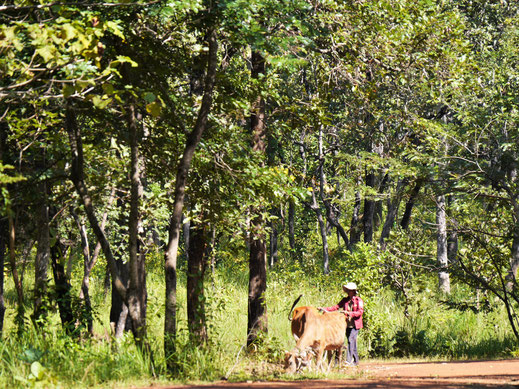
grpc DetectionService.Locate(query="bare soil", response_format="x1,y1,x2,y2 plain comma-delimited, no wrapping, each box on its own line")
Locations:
150,359,519,389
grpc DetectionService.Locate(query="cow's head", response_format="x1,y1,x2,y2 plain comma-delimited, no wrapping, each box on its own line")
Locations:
284,349,313,373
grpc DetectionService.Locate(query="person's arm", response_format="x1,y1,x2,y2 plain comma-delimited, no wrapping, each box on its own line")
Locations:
319,298,346,312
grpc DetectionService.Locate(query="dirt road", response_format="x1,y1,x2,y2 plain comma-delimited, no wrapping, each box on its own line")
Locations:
154,359,519,388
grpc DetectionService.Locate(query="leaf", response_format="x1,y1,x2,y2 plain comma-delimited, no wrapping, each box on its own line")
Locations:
63,84,75,98
105,21,125,40
146,101,162,117
111,55,138,68
31,362,45,381
36,46,55,63
18,347,44,363
91,95,112,109
143,92,156,103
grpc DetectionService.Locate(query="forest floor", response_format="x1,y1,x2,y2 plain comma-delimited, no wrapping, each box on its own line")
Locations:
147,359,519,389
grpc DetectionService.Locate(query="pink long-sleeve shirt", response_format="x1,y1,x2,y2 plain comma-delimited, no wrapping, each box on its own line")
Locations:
322,295,364,329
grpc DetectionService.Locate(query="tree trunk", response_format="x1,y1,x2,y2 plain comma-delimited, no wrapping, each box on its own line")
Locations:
269,209,279,267
164,29,217,370
247,49,269,347
436,195,450,294
288,199,296,253
350,190,362,248
310,179,329,274
247,217,268,346
127,103,148,348
379,179,407,250
182,212,190,265
374,173,389,230
33,200,50,326
109,188,131,337
0,217,6,336
50,237,74,333
447,196,458,264
71,210,93,334
363,171,375,243
8,213,23,306
400,179,423,230
187,218,208,343
110,258,131,337
507,199,519,289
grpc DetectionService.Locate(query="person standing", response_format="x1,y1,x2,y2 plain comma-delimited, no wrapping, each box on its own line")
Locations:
319,282,364,366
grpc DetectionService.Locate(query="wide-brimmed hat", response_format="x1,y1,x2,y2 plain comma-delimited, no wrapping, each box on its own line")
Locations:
342,282,358,292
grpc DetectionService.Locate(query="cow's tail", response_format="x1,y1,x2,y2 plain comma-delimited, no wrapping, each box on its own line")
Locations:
287,294,303,321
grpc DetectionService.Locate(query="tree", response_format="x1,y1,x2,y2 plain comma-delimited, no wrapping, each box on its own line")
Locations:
164,26,218,368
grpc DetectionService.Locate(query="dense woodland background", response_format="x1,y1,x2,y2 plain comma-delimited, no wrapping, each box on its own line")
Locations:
1,0,519,387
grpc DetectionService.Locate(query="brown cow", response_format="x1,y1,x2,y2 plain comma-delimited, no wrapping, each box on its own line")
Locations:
284,296,347,373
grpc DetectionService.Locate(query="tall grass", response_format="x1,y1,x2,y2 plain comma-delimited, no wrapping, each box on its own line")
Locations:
1,255,517,388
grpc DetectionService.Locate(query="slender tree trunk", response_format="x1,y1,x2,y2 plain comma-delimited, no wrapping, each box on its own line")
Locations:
269,209,279,267
400,179,423,230
164,30,217,369
247,49,269,346
288,199,295,253
33,199,50,326
310,179,329,274
110,258,131,337
374,173,389,230
187,218,208,343
436,195,450,294
127,103,148,348
110,189,131,337
507,199,519,289
50,237,74,333
447,196,458,264
0,218,6,336
379,179,407,250
247,218,268,345
8,213,23,306
71,210,93,334
363,171,375,243
350,190,362,248
182,213,190,265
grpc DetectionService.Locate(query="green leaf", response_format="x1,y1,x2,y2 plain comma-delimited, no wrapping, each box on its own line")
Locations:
143,92,156,103
63,84,75,98
36,46,55,63
91,95,112,109
146,101,162,117
31,362,45,381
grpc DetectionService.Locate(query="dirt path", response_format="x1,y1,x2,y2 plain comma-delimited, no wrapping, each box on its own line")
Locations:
152,359,519,388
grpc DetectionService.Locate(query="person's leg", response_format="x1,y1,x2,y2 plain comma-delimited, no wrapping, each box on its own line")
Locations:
346,328,359,365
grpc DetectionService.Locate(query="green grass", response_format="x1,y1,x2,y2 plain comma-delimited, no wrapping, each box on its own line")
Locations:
0,256,517,388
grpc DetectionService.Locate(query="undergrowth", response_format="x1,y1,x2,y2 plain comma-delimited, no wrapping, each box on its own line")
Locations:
1,249,518,388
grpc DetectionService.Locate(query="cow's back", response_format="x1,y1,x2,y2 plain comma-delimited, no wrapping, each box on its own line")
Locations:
320,311,347,350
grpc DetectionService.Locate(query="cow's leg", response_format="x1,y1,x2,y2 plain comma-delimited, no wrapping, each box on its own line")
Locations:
315,344,326,372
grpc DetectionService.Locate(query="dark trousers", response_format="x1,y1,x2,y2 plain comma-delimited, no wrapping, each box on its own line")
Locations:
346,327,359,365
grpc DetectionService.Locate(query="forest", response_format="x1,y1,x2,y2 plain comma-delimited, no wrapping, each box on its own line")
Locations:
1,0,519,387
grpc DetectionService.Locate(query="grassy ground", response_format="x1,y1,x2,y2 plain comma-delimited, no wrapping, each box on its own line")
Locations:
1,255,517,388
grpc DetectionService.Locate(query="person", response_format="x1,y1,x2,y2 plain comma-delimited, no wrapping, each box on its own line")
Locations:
319,282,364,366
